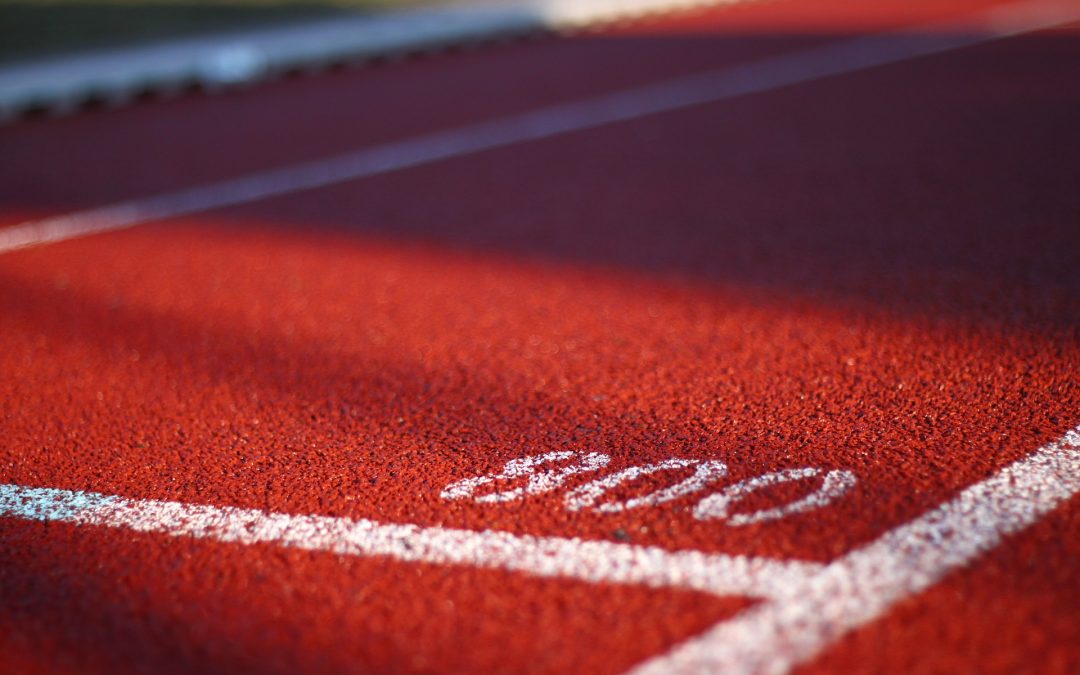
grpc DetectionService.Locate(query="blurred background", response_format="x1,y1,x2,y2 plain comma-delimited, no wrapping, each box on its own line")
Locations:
0,0,443,64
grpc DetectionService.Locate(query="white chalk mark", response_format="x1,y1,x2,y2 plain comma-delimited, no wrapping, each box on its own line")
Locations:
0,482,818,599
565,459,729,513
630,423,1080,674
693,467,857,526
3,0,1077,255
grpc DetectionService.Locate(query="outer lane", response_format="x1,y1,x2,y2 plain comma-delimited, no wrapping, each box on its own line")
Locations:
0,0,1018,220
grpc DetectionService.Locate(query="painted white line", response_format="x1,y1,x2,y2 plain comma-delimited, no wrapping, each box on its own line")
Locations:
3,0,1077,255
0,0,742,119
0,482,821,599
630,423,1080,675
2,424,1077,670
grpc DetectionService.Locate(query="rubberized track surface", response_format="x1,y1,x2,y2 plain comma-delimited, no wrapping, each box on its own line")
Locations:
1,0,1079,673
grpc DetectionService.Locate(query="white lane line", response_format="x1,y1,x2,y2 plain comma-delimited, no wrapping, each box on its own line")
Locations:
630,423,1080,675
2,0,1076,255
2,423,1077,671
0,482,821,599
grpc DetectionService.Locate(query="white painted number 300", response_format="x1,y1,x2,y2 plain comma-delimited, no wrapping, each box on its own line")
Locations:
440,451,610,503
441,451,857,525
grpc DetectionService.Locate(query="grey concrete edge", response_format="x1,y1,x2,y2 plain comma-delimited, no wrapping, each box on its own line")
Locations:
0,0,725,123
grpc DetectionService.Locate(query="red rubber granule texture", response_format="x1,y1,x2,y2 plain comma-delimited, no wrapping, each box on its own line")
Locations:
1,0,1078,672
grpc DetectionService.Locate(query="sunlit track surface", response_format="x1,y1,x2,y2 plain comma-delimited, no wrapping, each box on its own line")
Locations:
2,0,1080,673
3,425,1078,673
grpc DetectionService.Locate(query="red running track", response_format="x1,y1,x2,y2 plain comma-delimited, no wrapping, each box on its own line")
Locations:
1,0,1079,673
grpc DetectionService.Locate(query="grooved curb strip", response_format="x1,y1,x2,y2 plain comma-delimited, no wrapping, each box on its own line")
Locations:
0,0,735,122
